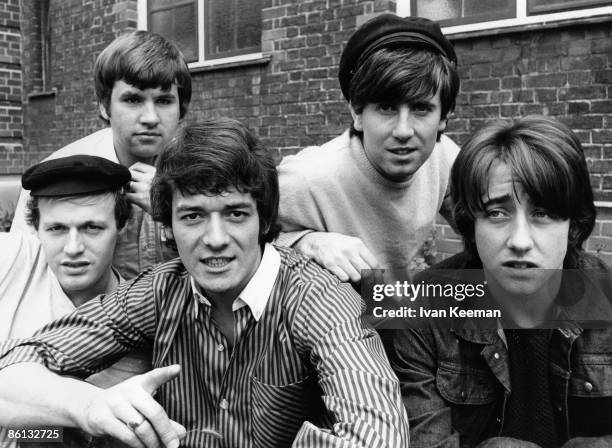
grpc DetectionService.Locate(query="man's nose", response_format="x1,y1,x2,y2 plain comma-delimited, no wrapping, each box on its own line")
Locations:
202,215,230,249
64,229,85,256
506,214,535,253
392,106,415,141
140,100,161,126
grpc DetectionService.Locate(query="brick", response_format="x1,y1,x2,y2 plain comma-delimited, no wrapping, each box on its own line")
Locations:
567,71,592,86
501,76,521,89
559,86,607,100
461,78,500,92
525,73,567,88
594,130,612,144
594,69,612,84
535,89,557,103
512,89,535,103
567,102,589,114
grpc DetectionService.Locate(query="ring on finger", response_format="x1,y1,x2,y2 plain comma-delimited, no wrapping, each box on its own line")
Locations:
127,417,146,431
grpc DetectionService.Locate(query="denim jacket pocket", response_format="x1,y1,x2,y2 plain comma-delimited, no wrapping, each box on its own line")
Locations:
437,361,498,405
437,361,500,444
569,354,612,398
251,374,322,448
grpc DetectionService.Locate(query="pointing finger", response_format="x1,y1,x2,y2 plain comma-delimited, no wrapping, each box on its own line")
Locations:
139,365,181,395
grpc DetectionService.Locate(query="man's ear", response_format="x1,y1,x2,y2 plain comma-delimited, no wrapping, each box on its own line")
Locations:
99,103,110,121
163,225,174,242
349,103,363,132
438,117,448,133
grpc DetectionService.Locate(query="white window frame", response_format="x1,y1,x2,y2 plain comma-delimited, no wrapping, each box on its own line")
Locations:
137,0,264,69
397,0,612,34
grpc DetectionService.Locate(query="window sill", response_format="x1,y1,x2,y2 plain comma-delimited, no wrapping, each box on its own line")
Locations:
27,89,56,99
445,12,612,41
189,53,271,73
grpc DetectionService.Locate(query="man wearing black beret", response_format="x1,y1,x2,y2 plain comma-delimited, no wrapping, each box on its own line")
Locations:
0,155,134,339
278,14,460,282
0,155,151,446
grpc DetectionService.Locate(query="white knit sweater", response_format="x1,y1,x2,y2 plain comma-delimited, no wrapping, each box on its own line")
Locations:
277,130,459,271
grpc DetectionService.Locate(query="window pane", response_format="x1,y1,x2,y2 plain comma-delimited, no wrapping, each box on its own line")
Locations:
413,0,515,26
148,1,198,63
528,0,611,14
414,0,460,21
236,0,261,51
465,0,513,17
206,0,261,60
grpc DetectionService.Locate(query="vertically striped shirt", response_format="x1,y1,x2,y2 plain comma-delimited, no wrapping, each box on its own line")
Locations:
0,245,409,447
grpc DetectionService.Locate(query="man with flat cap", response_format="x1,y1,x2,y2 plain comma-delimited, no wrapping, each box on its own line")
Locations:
0,155,151,448
278,14,461,282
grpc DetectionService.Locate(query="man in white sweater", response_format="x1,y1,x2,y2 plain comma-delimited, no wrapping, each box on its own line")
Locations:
278,14,460,282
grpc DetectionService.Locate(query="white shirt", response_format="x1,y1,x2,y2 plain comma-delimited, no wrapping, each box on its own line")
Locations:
191,243,282,321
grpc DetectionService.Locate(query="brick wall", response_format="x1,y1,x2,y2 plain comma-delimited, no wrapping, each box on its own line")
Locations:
22,0,138,167
0,0,23,175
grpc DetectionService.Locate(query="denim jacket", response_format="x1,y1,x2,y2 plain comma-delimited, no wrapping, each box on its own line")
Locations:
384,252,612,448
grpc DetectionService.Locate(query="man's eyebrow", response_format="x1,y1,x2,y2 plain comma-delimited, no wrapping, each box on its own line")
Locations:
78,220,107,227
118,90,142,97
41,220,65,227
175,204,203,213
224,201,254,210
482,194,512,208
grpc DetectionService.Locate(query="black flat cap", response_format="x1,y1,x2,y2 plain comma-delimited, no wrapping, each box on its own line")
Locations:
22,155,131,197
338,14,457,101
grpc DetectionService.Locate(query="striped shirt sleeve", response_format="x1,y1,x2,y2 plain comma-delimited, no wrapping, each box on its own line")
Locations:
290,267,410,447
0,270,157,377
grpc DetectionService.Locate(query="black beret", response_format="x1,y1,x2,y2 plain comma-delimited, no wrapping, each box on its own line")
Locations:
22,155,131,197
338,14,457,101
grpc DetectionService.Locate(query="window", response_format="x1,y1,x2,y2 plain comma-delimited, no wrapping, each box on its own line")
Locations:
139,0,263,67
398,0,612,34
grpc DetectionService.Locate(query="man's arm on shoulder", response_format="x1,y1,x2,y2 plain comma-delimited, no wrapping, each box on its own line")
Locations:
290,231,380,283
276,146,380,282
385,327,461,447
290,271,409,447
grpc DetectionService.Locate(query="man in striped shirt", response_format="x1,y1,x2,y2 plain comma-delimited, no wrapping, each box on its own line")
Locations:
0,118,409,448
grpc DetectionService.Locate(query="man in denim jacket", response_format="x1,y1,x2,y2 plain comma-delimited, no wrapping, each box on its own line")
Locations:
385,116,612,447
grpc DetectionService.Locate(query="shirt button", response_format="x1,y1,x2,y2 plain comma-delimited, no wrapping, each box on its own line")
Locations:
493,352,500,360
584,381,593,392
496,417,501,423
217,344,225,352
219,398,229,410
460,391,466,400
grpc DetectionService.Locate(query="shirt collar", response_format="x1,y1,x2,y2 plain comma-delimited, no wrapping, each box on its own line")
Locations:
191,243,281,321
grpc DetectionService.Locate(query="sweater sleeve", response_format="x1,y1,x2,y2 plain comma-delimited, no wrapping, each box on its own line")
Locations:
277,150,330,243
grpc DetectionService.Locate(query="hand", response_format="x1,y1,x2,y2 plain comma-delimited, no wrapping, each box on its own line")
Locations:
127,162,156,214
80,365,186,448
295,232,380,282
